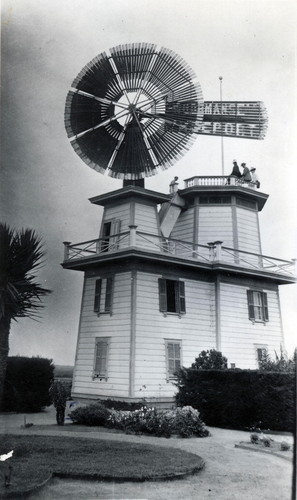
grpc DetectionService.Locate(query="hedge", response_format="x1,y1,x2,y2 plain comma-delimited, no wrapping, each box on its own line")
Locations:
175,369,295,432
3,356,54,412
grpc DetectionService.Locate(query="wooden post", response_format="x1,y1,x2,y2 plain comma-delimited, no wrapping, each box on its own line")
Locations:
128,225,138,247
207,242,215,261
214,241,223,261
63,241,71,260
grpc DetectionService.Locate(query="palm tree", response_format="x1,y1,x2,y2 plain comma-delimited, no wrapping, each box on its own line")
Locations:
0,223,51,409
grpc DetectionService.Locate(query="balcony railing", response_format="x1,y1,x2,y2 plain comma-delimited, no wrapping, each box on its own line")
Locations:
63,228,296,278
184,175,257,189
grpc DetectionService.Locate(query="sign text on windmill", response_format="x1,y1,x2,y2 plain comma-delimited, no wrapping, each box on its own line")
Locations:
198,101,268,140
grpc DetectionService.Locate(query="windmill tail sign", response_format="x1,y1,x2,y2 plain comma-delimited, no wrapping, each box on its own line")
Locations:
200,101,268,139
166,100,267,140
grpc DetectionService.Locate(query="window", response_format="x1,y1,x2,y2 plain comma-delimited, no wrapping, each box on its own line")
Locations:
158,279,186,315
199,195,231,204
166,340,182,379
247,290,269,322
100,219,121,252
255,345,268,367
94,277,114,315
93,337,110,379
236,197,257,210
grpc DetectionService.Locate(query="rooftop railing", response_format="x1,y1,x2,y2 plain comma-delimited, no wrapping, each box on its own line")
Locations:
184,175,257,189
63,227,295,278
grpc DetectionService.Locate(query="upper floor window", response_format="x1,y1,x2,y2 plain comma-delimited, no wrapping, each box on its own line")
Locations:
247,290,269,323
199,195,231,204
236,197,257,210
165,340,182,379
93,337,110,379
94,277,114,315
158,278,186,315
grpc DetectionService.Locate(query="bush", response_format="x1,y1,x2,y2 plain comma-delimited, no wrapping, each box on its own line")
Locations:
70,402,209,439
175,368,294,432
250,433,259,444
191,350,228,370
106,405,209,438
174,406,209,438
100,399,143,411
280,441,290,451
3,356,54,412
262,437,271,447
69,403,110,426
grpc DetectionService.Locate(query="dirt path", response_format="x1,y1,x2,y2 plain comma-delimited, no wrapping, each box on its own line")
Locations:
1,407,293,500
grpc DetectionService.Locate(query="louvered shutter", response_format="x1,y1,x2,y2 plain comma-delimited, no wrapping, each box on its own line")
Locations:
247,290,255,320
105,277,113,313
94,279,102,313
178,281,186,314
159,278,167,312
263,293,269,321
94,339,108,377
110,219,121,249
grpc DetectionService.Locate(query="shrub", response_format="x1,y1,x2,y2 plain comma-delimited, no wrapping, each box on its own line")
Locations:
175,368,294,432
100,399,143,411
280,441,290,451
106,405,208,438
69,403,110,426
174,406,209,438
250,433,259,444
191,350,228,370
3,356,54,412
262,437,271,447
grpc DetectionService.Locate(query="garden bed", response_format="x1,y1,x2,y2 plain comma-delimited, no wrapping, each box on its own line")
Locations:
0,434,204,498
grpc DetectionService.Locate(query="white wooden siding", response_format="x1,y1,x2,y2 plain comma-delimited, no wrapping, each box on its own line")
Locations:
102,202,130,232
135,203,162,252
134,272,216,398
198,206,234,247
170,208,194,242
236,207,261,254
72,272,132,398
219,282,283,369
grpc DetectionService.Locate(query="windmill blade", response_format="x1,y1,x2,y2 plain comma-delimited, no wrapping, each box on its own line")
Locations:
197,101,268,139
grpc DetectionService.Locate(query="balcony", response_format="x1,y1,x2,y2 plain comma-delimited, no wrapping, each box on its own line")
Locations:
63,227,296,280
183,175,257,189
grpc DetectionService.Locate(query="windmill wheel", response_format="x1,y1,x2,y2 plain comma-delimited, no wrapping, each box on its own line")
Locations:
65,43,204,180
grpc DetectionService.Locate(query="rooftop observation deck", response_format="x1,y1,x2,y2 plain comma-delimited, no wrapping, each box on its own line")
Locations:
62,176,295,283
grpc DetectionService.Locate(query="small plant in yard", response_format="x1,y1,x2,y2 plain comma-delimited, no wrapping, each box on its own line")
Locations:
250,433,260,444
174,406,209,438
262,437,271,447
280,441,290,451
70,402,110,426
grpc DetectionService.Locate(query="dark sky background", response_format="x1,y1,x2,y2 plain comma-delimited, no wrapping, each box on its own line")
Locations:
1,0,296,365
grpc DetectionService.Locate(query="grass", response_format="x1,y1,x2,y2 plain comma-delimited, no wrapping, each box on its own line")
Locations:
0,434,204,497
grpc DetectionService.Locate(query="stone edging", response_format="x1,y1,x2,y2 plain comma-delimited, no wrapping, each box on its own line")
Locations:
235,444,292,462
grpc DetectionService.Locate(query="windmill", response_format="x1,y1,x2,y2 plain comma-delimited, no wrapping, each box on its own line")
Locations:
62,44,294,408
64,43,268,182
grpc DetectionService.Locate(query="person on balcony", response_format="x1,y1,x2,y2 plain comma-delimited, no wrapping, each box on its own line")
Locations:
241,163,252,182
226,160,242,185
250,167,260,188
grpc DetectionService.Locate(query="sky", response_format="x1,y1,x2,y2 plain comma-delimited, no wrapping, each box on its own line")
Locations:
1,0,296,365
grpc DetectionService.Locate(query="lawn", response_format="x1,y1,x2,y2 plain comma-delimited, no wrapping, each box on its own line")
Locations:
0,434,204,497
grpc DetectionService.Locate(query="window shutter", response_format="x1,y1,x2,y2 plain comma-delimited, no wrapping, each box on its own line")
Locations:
247,290,255,320
263,293,269,321
158,278,167,312
178,281,186,314
94,279,102,313
110,219,121,250
95,339,108,377
105,277,113,313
